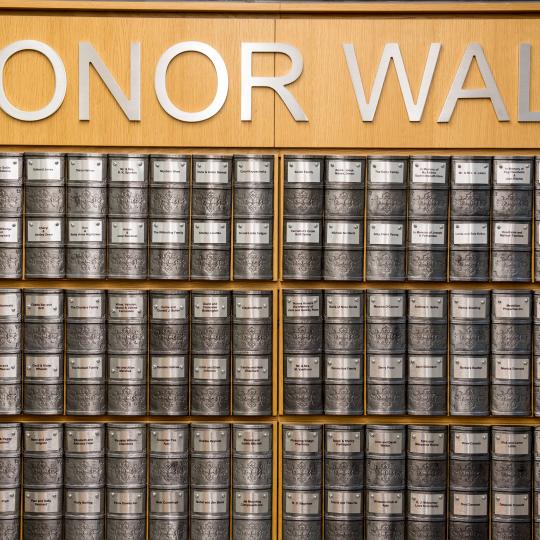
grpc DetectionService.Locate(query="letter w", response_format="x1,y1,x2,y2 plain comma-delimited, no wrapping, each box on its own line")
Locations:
343,42,441,122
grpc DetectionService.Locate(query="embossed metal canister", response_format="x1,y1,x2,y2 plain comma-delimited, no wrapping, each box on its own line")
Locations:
233,154,274,218
324,488,363,540
492,426,532,491
23,487,63,540
534,428,540,490
491,354,531,416
233,424,272,489
64,487,105,540
283,218,323,280
64,424,105,488
407,219,447,281
192,155,232,218
149,218,188,279
324,218,363,281
66,153,107,279
366,425,405,490
233,488,272,540
25,152,65,278
407,426,447,491
284,155,324,218
365,489,405,540
449,491,488,540
409,156,450,217
366,218,406,281
492,491,531,540
0,153,22,279
491,159,532,282
407,490,446,540
325,425,364,490
450,354,489,416
534,491,540,540
108,218,147,278
450,290,490,354
282,488,322,540
451,156,491,218
191,488,230,540
283,290,323,414
191,424,230,489
367,156,407,219
492,290,532,354
233,291,272,415
150,291,189,415
324,291,363,414
191,218,231,280
106,487,146,540
66,353,106,415
282,424,322,490
0,485,20,540
108,153,148,217
234,218,273,280
449,218,489,281
106,424,146,489
325,155,365,218
450,426,489,492
0,424,20,489
367,353,406,415
149,154,189,218
23,424,63,489
0,291,21,414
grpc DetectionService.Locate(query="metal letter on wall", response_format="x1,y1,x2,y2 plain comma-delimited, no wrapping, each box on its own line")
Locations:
79,41,141,121
155,41,229,122
241,42,307,121
343,42,441,122
0,40,67,121
518,43,540,121
438,42,509,122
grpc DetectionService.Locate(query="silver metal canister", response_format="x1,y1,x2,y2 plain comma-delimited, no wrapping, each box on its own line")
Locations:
367,156,407,218
107,218,147,278
0,154,23,279
25,152,65,279
149,218,188,279
0,290,21,415
283,218,322,280
323,218,363,281
192,155,232,218
149,154,189,218
450,354,489,416
149,424,189,489
492,491,531,540
0,424,21,489
23,424,63,489
283,290,323,415
282,488,322,540
233,488,272,540
491,426,531,492
282,424,322,491
0,486,20,540
66,153,107,279
492,219,532,282
150,291,189,416
407,219,447,281
365,488,405,540
492,290,532,354
325,155,365,218
233,291,272,416
64,424,105,488
366,218,405,281
407,490,446,539
106,487,146,540
233,155,274,281
450,426,490,492
107,153,148,217
408,156,450,217
23,487,63,540
191,488,230,540
367,354,406,415
534,428,540,490
449,491,488,540
407,426,447,490
450,156,491,218
190,424,230,489
449,219,489,281
66,354,106,416
106,424,146,489
191,218,231,280
64,487,105,540
0,152,23,279
450,290,490,354
325,425,364,490
365,425,406,490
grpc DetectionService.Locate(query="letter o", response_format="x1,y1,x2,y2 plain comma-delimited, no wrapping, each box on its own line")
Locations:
155,41,228,122
0,40,67,121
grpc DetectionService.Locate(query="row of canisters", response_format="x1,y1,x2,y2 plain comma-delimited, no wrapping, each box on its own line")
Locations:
0,422,273,540
0,152,274,280
283,288,540,416
283,154,539,282
282,423,540,540
0,288,272,416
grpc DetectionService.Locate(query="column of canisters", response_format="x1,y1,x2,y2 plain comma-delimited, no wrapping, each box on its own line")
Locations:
0,424,20,540
190,290,230,415
23,289,64,414
232,290,273,415
107,290,147,415
0,289,21,414
106,423,147,540
66,153,107,278
407,290,448,415
323,156,365,281
282,424,322,538
407,156,449,281
282,289,323,414
232,424,273,540
449,156,491,281
491,156,533,281
64,424,105,539
66,289,107,415
324,289,364,414
233,154,274,280
149,290,189,415
191,155,232,280
0,153,23,278
366,290,407,415
324,425,364,538
148,154,190,279
190,424,230,540
23,423,63,539
107,154,148,278
282,155,324,280
24,153,65,278
366,156,407,280
149,424,189,539
449,290,491,416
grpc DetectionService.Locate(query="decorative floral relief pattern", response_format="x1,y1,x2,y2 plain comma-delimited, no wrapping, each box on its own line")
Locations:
24,384,63,413
366,458,404,487
192,189,231,216
66,384,105,414
233,324,271,353
233,520,272,540
150,249,188,278
367,190,405,216
191,385,229,415
26,186,65,213
282,458,321,487
67,187,106,215
284,384,322,413
450,385,489,414
108,385,146,415
235,188,272,216
66,249,105,276
24,519,62,540
109,188,147,215
324,250,363,279
108,249,146,277
234,250,272,279
284,189,323,216
450,250,488,280
64,457,105,486
0,249,21,276
451,189,489,217
233,457,272,487
0,187,22,213
150,188,188,216
151,324,189,352
107,457,146,486
26,248,65,276
149,519,188,540
150,456,188,486
325,189,363,217
191,249,230,279
408,385,446,414
366,249,405,279
233,386,271,415
150,385,188,415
